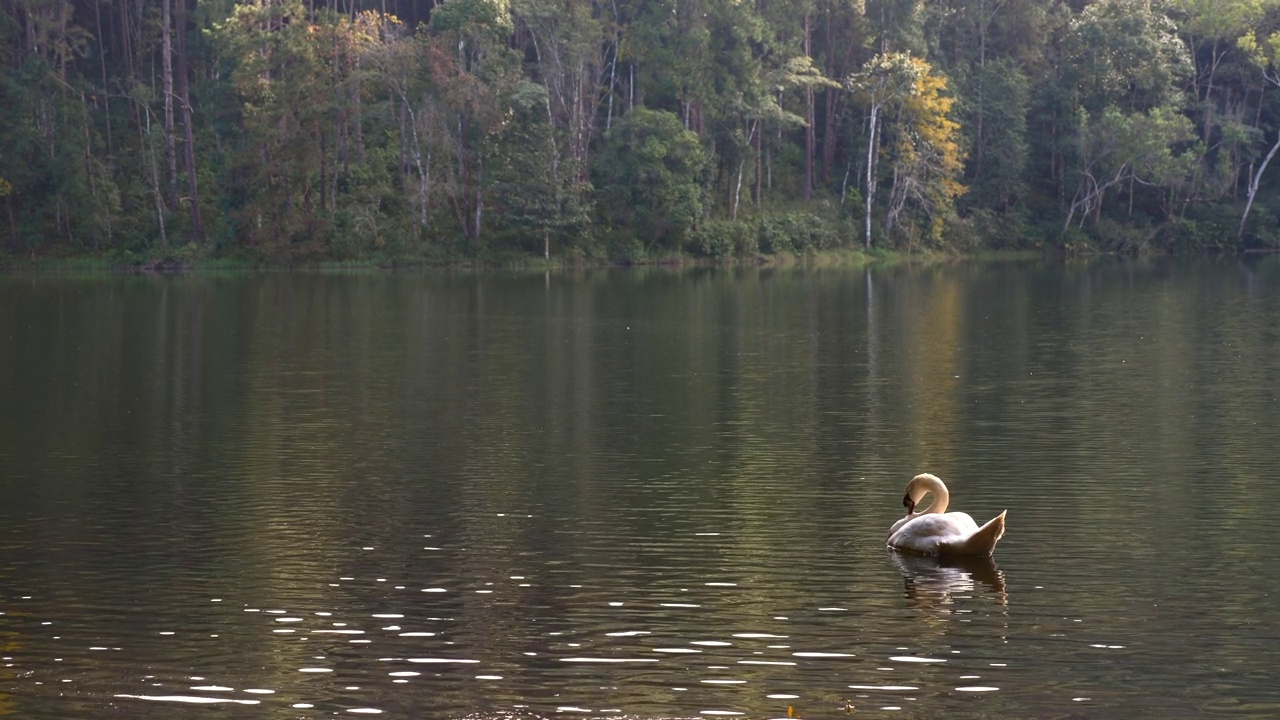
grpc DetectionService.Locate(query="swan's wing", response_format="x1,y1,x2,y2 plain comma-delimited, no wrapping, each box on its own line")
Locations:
937,510,1006,556
887,513,982,554
886,513,917,538
905,513,979,537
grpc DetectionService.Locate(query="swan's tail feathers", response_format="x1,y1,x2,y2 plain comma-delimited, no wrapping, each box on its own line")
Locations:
944,510,1007,557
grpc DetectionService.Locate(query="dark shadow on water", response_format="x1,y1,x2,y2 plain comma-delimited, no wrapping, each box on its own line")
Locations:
888,550,1007,611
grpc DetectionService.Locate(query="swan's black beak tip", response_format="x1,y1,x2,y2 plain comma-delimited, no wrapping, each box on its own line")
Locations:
902,494,915,513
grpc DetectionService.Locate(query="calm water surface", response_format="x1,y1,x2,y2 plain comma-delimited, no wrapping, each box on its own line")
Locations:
1,259,1279,719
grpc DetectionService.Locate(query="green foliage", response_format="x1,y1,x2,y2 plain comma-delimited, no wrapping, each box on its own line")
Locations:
430,0,513,36
594,108,708,251
1068,0,1192,113
758,210,849,255
691,219,758,258
1156,211,1243,252
966,207,1033,249
8,0,1280,262
486,81,590,256
847,52,922,108
962,59,1030,211
1064,104,1197,230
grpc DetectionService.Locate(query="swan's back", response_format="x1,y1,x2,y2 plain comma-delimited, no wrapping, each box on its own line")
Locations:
888,510,1006,557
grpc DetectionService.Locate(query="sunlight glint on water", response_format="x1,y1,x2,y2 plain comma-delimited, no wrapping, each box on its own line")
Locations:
1,260,1279,718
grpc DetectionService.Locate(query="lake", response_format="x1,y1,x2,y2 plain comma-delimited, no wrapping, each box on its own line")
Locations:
1,259,1279,719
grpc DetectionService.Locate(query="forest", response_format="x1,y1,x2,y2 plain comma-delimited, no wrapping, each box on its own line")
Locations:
5,0,1280,264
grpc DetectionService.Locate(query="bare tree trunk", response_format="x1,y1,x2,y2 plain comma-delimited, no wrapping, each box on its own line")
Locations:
162,0,178,206
1202,39,1220,146
607,0,621,131
753,118,762,207
120,0,134,82
885,161,902,238
145,116,169,249
6,195,16,253
339,106,350,175
353,58,365,163
840,155,852,206
473,154,483,239
803,13,814,201
822,86,839,184
83,107,108,250
396,91,430,231
94,0,113,155
820,3,839,183
125,0,146,151
864,104,879,250
320,129,330,212
1238,129,1280,240
176,0,203,244
732,160,744,221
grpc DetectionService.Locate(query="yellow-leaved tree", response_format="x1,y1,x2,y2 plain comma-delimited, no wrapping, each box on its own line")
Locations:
848,54,966,249
882,57,967,246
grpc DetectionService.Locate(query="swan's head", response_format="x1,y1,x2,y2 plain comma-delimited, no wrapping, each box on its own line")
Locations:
903,473,946,513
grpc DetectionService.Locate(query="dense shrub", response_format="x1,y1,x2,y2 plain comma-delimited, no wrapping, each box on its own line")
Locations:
692,220,758,258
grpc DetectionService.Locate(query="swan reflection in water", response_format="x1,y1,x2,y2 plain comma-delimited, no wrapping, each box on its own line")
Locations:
889,550,1008,611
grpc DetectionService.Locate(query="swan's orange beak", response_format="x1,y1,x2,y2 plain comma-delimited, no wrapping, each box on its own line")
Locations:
902,494,915,514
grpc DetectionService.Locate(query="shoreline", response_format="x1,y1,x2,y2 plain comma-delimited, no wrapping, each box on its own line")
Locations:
0,248,1178,275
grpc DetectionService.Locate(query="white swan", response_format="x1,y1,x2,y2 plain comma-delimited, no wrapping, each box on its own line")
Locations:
886,473,1006,557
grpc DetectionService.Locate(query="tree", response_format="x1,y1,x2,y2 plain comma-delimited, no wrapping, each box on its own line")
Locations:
1236,22,1280,239
486,79,589,258
594,107,707,250
513,0,607,188
214,0,336,251
7,0,1280,259
508,0,611,253
962,58,1030,211
163,0,178,206
1176,0,1267,145
847,52,920,249
1062,105,1196,230
428,0,519,242
1056,0,1196,230
0,1,117,252
882,57,968,243
175,0,203,244
364,14,433,240
1068,0,1192,115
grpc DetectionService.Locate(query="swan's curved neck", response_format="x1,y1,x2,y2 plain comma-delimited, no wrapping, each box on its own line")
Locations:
912,473,950,514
